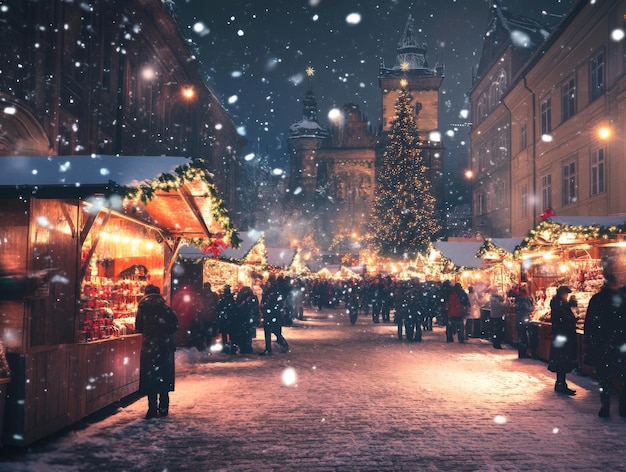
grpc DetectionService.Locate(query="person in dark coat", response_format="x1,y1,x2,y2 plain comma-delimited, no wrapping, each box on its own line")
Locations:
381,276,394,322
512,287,534,358
235,286,260,354
135,284,178,419
548,286,578,396
190,282,219,351
445,283,469,343
371,276,384,323
346,279,360,325
584,275,626,417
489,288,508,349
218,285,238,354
421,281,438,331
394,282,408,340
260,281,289,355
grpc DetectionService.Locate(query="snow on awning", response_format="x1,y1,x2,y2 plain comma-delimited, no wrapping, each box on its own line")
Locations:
514,216,626,257
0,155,238,244
433,241,486,269
549,216,626,227
0,154,190,187
488,238,524,253
476,238,524,260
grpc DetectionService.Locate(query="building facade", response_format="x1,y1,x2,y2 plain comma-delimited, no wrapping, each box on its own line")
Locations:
287,15,445,252
471,0,626,238
469,3,551,237
0,0,245,218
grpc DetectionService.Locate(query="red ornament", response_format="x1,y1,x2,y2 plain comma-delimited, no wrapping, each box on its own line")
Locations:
540,207,555,220
202,239,228,257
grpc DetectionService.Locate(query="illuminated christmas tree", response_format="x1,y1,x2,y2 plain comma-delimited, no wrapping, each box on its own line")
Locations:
367,87,441,256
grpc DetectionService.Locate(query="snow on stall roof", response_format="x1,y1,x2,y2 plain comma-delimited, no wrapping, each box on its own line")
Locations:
488,238,524,253
220,231,262,259
0,155,192,187
548,216,626,227
433,241,485,269
266,247,296,268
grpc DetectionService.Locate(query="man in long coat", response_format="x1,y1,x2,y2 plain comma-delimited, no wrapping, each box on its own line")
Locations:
584,276,626,416
136,284,178,419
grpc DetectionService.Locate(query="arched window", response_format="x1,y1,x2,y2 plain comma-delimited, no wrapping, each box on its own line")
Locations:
490,82,500,108
498,71,507,96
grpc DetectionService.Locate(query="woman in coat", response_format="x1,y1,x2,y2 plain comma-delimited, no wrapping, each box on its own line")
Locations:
135,284,178,419
548,286,578,395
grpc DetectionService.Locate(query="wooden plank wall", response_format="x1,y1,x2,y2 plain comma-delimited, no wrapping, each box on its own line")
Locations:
4,336,141,446
29,199,79,347
0,199,30,353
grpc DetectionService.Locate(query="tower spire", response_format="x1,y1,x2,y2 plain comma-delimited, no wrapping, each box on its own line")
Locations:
394,14,428,71
303,66,319,122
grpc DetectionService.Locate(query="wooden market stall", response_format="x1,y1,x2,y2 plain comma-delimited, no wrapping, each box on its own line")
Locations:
178,231,267,292
473,238,523,344
513,216,626,364
0,155,239,446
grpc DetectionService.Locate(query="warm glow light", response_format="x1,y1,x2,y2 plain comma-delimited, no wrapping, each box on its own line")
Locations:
400,78,408,87
182,86,195,100
598,126,611,140
465,169,474,179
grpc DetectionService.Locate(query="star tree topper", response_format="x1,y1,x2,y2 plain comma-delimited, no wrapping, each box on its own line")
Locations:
306,66,315,76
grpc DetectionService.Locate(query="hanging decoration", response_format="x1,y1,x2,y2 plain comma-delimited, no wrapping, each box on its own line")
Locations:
117,157,242,249
202,238,228,257
513,219,626,259
540,207,555,220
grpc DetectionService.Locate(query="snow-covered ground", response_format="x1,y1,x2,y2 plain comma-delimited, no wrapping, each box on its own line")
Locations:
1,307,625,471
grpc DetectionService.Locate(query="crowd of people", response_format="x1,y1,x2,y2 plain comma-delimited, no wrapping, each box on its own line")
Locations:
135,272,626,420
184,274,497,352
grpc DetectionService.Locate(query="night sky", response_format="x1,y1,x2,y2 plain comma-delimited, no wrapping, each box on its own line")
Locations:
174,0,574,174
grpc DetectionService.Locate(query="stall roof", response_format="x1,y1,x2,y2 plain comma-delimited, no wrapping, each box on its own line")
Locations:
433,241,486,269
487,238,524,253
549,216,626,227
0,155,237,243
266,247,296,268
0,155,190,186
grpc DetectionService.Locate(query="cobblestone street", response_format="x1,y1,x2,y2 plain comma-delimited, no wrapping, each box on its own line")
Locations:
2,306,626,472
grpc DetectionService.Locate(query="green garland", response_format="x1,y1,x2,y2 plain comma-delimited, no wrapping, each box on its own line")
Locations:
512,220,626,259
476,240,511,260
120,158,241,248
0,340,10,378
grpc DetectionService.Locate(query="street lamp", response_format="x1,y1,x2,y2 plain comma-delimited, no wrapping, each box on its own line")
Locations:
598,125,611,140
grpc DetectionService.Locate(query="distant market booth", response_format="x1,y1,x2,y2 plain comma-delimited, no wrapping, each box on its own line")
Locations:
0,155,239,446
177,232,297,291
